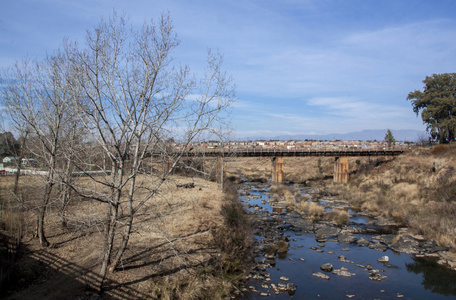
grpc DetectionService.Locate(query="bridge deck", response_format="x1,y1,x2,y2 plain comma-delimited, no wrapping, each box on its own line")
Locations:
182,149,405,157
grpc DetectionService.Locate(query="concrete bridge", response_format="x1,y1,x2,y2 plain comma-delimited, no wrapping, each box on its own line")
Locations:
175,148,405,184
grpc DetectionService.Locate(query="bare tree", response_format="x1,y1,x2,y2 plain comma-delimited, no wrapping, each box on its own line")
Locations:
59,12,235,289
1,52,79,246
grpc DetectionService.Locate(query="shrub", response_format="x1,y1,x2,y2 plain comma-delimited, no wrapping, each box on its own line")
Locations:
212,182,253,277
324,209,349,225
297,201,324,220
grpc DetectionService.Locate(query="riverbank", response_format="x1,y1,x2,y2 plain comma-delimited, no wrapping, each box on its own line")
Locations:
328,144,456,260
238,181,456,299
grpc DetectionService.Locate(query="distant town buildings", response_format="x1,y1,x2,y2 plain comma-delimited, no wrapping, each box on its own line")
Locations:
174,139,408,152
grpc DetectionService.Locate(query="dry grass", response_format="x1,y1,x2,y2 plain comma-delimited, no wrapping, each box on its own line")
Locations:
324,209,350,225
1,173,248,299
269,184,296,208
296,201,325,221
224,156,374,184
329,144,456,248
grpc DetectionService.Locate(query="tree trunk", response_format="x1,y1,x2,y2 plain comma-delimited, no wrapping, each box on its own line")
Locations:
109,213,132,272
37,209,49,246
98,203,118,292
109,172,137,272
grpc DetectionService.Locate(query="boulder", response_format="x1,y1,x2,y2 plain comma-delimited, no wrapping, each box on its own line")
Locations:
338,233,357,244
390,235,419,254
277,240,289,253
379,234,396,246
377,255,389,263
315,225,340,239
357,237,370,247
287,283,297,294
369,242,387,252
320,263,333,272
264,245,277,259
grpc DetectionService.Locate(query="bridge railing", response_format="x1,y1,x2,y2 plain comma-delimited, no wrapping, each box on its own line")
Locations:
185,146,407,157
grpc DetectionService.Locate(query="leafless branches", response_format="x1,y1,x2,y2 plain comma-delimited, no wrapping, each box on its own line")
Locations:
1,11,234,290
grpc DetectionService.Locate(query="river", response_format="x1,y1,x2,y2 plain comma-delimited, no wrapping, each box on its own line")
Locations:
239,181,456,300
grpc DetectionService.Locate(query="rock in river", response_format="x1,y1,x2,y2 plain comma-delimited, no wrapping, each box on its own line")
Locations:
320,263,333,272
377,255,389,263
312,272,330,280
315,225,340,239
333,267,356,277
390,235,419,254
357,237,370,247
338,233,357,244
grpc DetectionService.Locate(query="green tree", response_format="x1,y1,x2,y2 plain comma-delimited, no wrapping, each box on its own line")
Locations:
384,129,395,148
407,73,456,144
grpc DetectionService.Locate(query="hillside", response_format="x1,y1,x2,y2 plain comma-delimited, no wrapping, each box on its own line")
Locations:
330,144,456,253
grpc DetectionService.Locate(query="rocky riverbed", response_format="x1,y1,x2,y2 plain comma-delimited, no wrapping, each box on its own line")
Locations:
238,182,456,299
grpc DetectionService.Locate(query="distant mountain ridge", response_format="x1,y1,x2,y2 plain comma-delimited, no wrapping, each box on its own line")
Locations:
241,129,427,142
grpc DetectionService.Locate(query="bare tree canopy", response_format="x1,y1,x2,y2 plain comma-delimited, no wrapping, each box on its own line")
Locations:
0,11,235,290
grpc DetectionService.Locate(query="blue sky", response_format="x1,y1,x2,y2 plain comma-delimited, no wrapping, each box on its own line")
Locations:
1,0,455,139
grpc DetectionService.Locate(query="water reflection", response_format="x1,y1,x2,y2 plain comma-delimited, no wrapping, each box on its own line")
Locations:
406,257,456,296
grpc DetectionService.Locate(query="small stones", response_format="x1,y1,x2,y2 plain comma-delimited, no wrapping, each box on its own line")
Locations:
298,258,306,262
368,269,387,281
346,295,355,299
280,276,290,281
338,255,353,263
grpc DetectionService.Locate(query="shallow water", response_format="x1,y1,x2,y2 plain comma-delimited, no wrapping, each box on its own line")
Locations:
240,182,456,299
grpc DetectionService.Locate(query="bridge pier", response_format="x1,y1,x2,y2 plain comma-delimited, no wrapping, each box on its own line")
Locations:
272,156,284,183
334,157,349,183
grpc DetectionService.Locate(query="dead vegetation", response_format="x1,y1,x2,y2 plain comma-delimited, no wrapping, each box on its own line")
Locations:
0,174,251,299
330,144,456,249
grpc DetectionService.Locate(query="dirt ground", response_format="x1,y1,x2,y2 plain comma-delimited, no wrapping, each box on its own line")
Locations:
1,175,225,299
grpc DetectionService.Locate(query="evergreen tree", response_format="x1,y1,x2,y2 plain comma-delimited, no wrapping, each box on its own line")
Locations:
384,129,395,148
407,73,456,143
